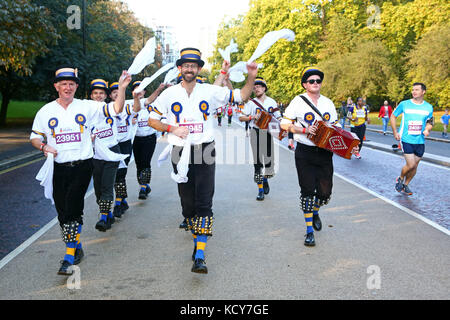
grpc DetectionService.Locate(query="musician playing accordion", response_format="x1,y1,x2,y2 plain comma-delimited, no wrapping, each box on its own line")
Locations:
280,67,357,247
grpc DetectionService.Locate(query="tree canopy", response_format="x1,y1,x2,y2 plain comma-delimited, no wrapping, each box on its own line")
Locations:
209,0,449,109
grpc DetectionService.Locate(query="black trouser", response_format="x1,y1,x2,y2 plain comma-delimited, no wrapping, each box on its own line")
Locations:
171,141,216,219
351,124,366,150
92,144,120,202
115,139,132,182
133,134,157,176
245,121,250,131
228,115,232,124
53,159,93,226
218,116,222,125
250,127,274,175
295,143,333,201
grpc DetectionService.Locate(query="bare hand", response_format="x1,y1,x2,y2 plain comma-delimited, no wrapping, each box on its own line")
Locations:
172,126,189,139
222,60,231,73
119,71,132,88
246,62,258,77
394,132,401,141
43,145,57,157
307,123,319,136
351,146,359,155
132,89,144,99
423,129,430,137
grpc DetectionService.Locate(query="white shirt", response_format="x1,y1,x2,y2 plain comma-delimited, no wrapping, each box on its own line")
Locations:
149,82,242,146
243,96,281,128
30,99,118,163
135,98,157,137
116,99,138,142
280,93,338,146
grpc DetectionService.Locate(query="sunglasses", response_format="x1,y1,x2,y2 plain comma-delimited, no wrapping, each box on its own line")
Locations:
305,79,322,84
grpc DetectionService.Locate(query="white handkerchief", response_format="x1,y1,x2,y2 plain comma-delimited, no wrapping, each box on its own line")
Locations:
127,37,156,75
36,153,54,205
164,66,180,84
218,38,239,62
94,138,129,162
171,135,192,183
135,62,175,93
158,144,172,167
248,29,295,63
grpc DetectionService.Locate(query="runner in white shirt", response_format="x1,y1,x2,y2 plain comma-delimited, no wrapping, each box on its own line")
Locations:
30,67,131,275
239,77,282,201
148,48,258,274
110,82,137,218
131,81,168,200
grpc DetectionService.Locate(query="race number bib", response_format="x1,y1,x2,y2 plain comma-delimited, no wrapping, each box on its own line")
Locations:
408,121,422,135
118,125,128,133
138,121,148,128
55,131,82,151
95,128,114,139
180,123,204,134
356,109,365,118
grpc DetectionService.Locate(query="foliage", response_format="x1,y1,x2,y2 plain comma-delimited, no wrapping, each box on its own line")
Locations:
210,0,449,109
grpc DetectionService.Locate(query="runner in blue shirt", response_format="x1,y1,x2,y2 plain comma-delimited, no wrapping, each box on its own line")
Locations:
390,82,433,195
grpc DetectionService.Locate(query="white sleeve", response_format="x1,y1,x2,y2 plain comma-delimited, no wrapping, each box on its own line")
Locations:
148,94,167,120
280,98,299,125
30,109,47,141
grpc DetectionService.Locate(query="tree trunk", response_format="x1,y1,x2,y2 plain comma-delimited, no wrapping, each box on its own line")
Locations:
0,89,11,128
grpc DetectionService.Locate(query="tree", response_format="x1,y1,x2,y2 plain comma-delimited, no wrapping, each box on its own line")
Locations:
407,23,450,107
0,0,58,126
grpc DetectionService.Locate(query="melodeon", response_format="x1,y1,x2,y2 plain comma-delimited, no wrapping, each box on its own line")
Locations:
255,110,288,141
307,120,360,159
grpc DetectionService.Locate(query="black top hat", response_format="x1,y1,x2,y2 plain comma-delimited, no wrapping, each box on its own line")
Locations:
176,48,205,68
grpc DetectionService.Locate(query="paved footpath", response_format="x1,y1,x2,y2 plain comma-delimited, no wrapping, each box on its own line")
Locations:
0,128,448,300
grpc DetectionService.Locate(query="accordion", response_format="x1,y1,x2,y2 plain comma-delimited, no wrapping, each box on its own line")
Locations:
255,110,288,141
307,121,360,159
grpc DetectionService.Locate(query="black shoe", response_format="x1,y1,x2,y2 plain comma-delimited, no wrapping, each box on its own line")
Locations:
192,245,197,261
179,219,188,230
73,248,84,265
113,205,123,218
95,219,108,232
57,260,74,276
121,201,129,212
312,214,322,231
107,215,114,228
263,181,270,195
191,258,208,274
304,232,315,247
138,188,147,200
256,190,265,201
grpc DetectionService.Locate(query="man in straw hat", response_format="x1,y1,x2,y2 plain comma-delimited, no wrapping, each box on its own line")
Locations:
148,48,258,274
281,67,357,247
30,67,131,275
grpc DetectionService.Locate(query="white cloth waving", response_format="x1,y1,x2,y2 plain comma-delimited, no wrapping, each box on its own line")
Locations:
127,37,156,75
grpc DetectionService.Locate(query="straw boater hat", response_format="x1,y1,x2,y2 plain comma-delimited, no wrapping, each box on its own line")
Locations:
176,48,205,68
301,67,324,85
254,77,268,91
54,67,80,84
89,79,109,95
109,82,119,92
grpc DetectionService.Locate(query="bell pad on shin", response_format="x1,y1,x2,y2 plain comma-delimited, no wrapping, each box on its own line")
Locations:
61,221,80,244
187,216,214,236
